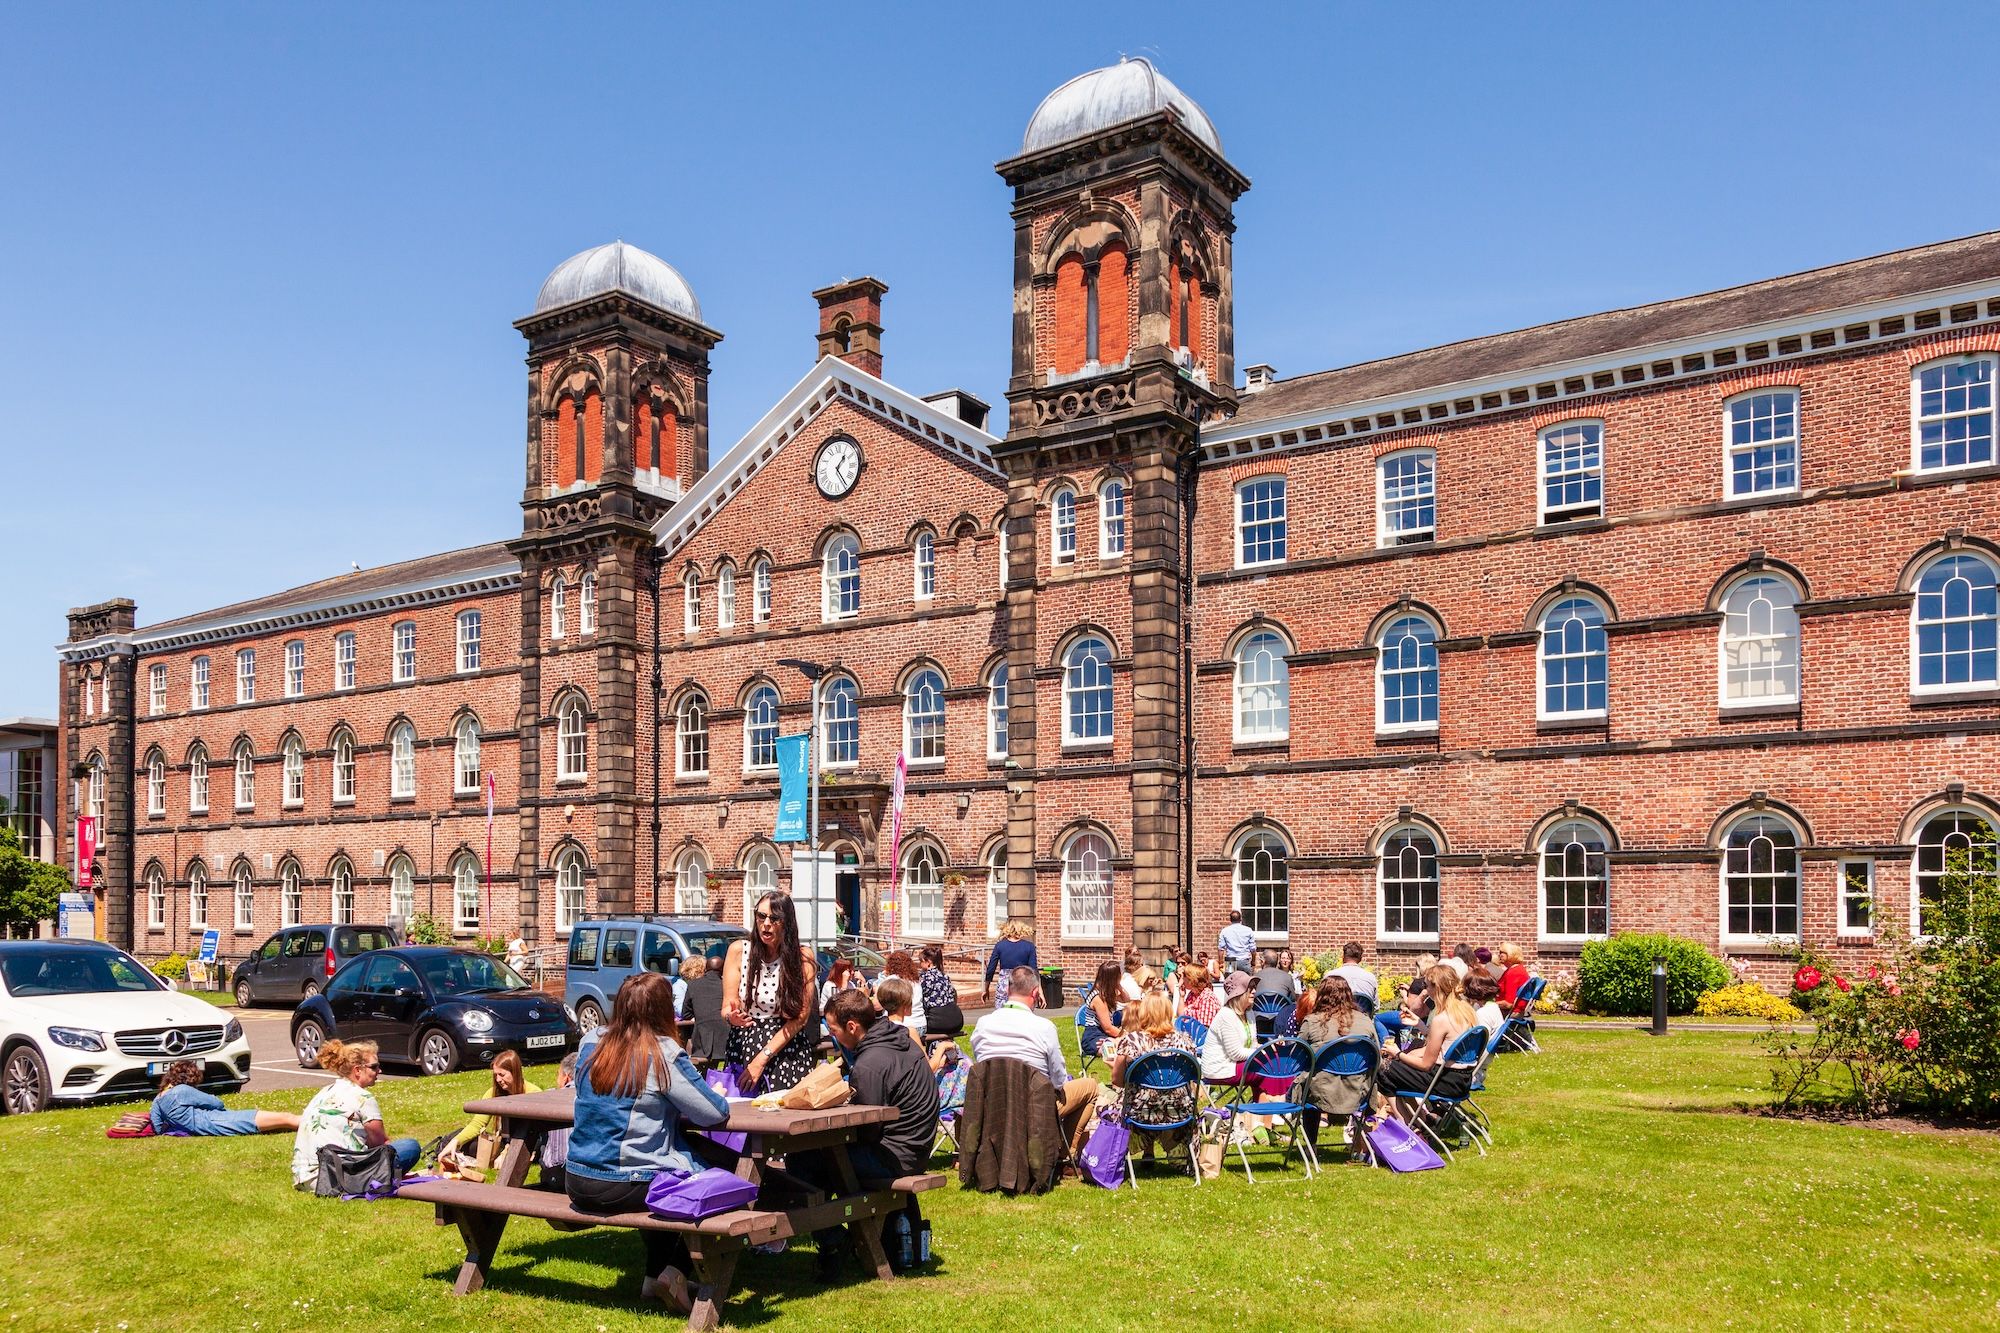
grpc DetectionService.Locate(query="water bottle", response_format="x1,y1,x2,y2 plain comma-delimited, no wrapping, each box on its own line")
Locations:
888,1213,912,1269
916,1219,932,1265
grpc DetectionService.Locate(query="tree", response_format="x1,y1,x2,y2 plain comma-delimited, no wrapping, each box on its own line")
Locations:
0,826,69,936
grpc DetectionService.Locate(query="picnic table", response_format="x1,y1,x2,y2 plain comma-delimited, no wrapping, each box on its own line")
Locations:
396,1086,944,1331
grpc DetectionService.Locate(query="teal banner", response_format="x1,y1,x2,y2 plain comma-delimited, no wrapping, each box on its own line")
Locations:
773,732,809,843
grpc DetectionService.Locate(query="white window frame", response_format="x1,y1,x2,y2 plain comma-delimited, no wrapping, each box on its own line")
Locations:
146,754,165,816
284,639,306,697
1060,831,1114,941
1719,813,1802,947
332,858,356,926
451,856,478,933
387,856,414,926
1233,830,1290,939
550,576,567,639
1061,636,1114,747
902,668,947,766
1050,488,1078,566
718,564,737,628
1098,479,1126,558
333,632,356,691
1909,807,1997,938
822,534,860,621
675,847,710,916
1718,574,1801,709
234,864,255,931
148,664,167,716
557,696,588,781
1376,448,1437,548
456,610,481,673
86,756,104,818
1837,857,1874,939
579,570,597,633
191,656,209,710
1376,825,1442,945
913,532,936,601
389,722,416,799
741,847,779,930
985,847,1008,939
1723,388,1801,500
684,569,702,633
233,742,255,811
392,621,417,682
1234,475,1287,569
986,663,1008,760
235,648,256,704
1537,420,1604,524
331,730,355,805
554,850,586,934
820,677,859,769
902,843,945,939
147,868,166,930
188,865,209,930
752,560,772,623
1910,551,2000,696
1537,596,1610,721
1232,630,1291,743
1911,354,1997,475
744,685,779,773
997,520,1010,590
282,736,304,807
1376,614,1440,735
189,746,209,815
676,695,710,778
454,717,481,793
1538,818,1611,943
281,862,302,929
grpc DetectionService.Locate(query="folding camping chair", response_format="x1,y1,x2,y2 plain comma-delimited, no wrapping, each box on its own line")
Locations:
1502,976,1545,1052
1174,1015,1209,1049
1387,1026,1491,1161
1120,1049,1203,1190
1219,1037,1318,1183
1307,1034,1381,1165
1250,991,1296,1042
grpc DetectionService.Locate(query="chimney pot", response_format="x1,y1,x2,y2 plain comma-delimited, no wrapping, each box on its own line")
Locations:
813,277,888,378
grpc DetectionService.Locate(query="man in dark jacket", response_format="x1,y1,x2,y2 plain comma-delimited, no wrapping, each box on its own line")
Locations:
823,988,938,1178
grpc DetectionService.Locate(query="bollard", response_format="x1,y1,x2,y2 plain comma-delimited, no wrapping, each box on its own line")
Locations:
1650,956,1668,1036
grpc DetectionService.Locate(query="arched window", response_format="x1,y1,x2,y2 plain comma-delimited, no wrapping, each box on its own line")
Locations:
556,695,588,781
386,855,413,926
1377,614,1438,731
1061,831,1113,940
997,515,1010,590
334,631,356,690
1725,389,1800,497
986,662,1008,760
675,846,710,916
389,722,416,798
913,531,936,600
146,865,165,930
454,716,481,793
1719,575,1800,706
392,620,417,681
282,735,305,807
821,676,859,767
188,744,209,814
903,668,946,763
86,753,103,818
1912,552,1999,693
1539,819,1610,940
234,861,255,931
554,848,586,934
456,610,481,673
550,575,568,639
677,694,710,777
331,729,355,804
1050,487,1078,566
823,533,861,620
986,844,1008,938
717,563,737,628
902,844,945,939
741,846,780,929
1912,807,1997,935
452,854,480,932
580,570,597,633
1062,636,1113,746
684,568,702,633
1721,813,1800,942
752,559,772,622
146,751,165,816
331,857,355,926
233,741,255,810
1233,830,1289,937
1378,826,1440,941
1912,355,1996,472
744,685,780,772
1538,596,1609,719
281,860,302,927
1234,631,1290,742
188,863,209,929
1099,479,1126,558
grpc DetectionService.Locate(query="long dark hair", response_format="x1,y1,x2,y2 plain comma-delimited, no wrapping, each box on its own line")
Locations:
1092,960,1123,1007
748,890,809,1023
590,972,681,1099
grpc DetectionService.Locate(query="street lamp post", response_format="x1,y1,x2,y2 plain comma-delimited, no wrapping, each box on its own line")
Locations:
776,658,825,949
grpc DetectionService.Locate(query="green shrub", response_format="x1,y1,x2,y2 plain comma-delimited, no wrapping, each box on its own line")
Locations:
405,913,450,946
1577,933,1729,1015
152,952,188,981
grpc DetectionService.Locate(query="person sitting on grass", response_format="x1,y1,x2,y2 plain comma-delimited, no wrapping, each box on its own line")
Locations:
1199,971,1258,1088
150,1060,298,1136
1081,960,1124,1062
289,1038,419,1190
438,1049,541,1175
1176,964,1218,1026
566,971,731,1316
1376,965,1477,1104
1107,989,1199,1159
1463,970,1505,1037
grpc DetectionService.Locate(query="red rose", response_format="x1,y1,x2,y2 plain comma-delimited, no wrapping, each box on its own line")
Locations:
1866,964,1881,980
1900,1029,1921,1051
1833,975,1851,992
1793,965,1823,992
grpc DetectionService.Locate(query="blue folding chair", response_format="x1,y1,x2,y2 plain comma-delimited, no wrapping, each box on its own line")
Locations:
1307,1035,1381,1165
1503,977,1545,1053
1250,991,1295,1042
1174,1015,1209,1049
1388,1025,1491,1161
1221,1037,1318,1182
1120,1049,1203,1190
1352,991,1377,1017
1459,1019,1520,1144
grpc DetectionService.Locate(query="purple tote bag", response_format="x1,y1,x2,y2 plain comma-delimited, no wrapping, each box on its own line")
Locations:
1076,1112,1130,1189
1364,1115,1445,1172
701,1066,749,1154
646,1166,760,1220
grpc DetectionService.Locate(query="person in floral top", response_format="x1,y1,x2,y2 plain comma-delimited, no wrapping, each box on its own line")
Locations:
1108,990,1199,1154
917,944,964,1036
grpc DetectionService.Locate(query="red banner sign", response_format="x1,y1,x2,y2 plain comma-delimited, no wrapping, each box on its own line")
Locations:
75,816,97,888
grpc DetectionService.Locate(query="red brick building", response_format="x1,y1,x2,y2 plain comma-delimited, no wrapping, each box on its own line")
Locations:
59,60,1999,979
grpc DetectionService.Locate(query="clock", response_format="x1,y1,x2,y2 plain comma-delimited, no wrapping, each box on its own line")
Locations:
813,436,862,498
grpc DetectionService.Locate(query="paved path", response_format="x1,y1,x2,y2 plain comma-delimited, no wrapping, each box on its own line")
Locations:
228,1003,420,1095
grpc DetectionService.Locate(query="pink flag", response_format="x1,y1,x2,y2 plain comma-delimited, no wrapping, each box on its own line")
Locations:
484,774,496,929
885,753,907,933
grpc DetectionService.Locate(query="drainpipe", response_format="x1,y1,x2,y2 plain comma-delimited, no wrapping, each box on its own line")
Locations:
1177,422,1202,957
648,546,663,913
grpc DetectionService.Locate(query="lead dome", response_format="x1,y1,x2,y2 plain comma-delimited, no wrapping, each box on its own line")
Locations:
533,241,702,321
1020,57,1221,156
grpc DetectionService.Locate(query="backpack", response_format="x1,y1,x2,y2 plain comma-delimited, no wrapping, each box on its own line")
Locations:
315,1143,403,1198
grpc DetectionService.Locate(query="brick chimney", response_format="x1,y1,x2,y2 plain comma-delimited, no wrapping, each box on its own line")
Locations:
813,277,888,378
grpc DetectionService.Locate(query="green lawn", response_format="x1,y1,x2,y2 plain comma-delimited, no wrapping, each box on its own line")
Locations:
1,1029,1994,1331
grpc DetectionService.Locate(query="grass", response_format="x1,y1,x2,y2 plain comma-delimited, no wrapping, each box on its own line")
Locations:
2,1028,1995,1332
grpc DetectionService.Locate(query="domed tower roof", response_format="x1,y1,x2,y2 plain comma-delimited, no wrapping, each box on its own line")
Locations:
533,241,702,322
1020,57,1221,156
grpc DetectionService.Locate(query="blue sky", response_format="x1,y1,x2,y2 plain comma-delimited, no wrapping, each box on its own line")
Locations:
5,2,1997,714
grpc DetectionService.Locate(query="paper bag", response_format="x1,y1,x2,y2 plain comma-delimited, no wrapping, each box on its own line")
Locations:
471,1132,499,1170
779,1062,853,1110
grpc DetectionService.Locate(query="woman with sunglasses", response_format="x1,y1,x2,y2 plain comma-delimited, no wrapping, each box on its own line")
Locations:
288,1038,419,1190
721,890,818,1092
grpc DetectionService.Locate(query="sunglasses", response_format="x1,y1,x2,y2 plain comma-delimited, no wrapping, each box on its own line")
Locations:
754,911,781,923
360,1062,382,1071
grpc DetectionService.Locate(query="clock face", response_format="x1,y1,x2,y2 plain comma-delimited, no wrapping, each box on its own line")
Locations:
814,437,862,498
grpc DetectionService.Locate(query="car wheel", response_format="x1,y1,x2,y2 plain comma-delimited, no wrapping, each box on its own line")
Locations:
418,1028,461,1076
3,1045,50,1115
302,980,322,1000
576,999,605,1032
294,1019,326,1068
234,978,255,1009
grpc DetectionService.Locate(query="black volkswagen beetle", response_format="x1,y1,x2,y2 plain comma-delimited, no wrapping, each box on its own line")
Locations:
290,947,577,1076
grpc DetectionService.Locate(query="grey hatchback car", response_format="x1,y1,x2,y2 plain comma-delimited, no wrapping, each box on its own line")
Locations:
231,924,397,1008
563,917,746,1031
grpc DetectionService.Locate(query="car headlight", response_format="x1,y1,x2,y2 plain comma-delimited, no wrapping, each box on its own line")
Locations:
460,1008,494,1033
563,1004,578,1026
225,1018,244,1043
48,1026,106,1052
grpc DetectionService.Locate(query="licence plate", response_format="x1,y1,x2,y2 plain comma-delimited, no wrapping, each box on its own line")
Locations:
526,1034,564,1049
147,1061,172,1076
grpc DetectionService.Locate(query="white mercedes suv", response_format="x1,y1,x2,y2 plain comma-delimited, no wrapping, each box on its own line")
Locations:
0,940,252,1114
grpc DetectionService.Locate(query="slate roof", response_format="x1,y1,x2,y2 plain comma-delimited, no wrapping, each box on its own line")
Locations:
138,541,518,635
